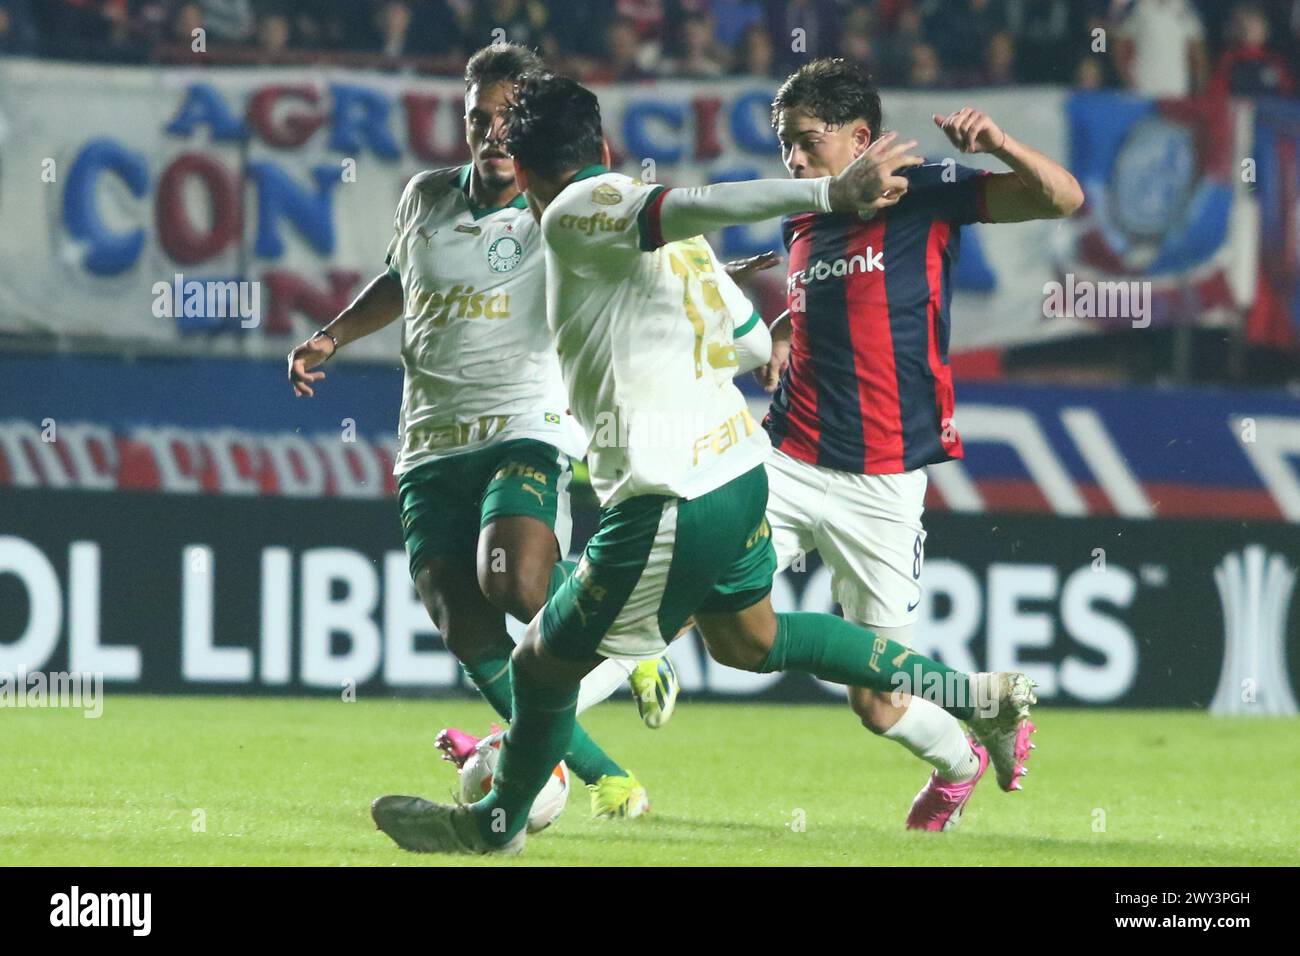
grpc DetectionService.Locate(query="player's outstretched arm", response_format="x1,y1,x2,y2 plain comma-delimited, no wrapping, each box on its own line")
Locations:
653,132,924,244
932,108,1084,223
287,270,403,397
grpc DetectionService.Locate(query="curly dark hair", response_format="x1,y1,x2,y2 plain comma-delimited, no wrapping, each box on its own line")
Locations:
771,58,882,138
464,42,544,92
503,73,605,179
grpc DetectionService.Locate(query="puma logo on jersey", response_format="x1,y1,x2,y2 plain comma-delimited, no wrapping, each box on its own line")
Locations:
786,249,884,291
556,211,630,236
408,284,511,325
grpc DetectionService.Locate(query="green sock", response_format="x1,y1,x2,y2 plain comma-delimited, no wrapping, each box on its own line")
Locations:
460,640,517,719
471,667,578,846
547,559,577,600
460,641,625,786
761,612,975,721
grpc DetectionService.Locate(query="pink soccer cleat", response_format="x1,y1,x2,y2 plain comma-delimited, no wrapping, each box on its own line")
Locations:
434,725,500,768
905,741,989,832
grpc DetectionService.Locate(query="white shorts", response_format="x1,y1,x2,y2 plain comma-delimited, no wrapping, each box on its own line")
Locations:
765,447,927,628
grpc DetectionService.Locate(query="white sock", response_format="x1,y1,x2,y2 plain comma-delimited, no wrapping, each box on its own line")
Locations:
575,657,635,716
882,695,978,782
859,622,978,782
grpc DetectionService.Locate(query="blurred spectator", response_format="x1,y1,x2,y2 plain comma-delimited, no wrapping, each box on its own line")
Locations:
1073,55,1108,90
617,0,664,40
288,0,362,51
1116,0,1209,97
661,0,712,59
468,0,547,49
920,0,1010,81
1005,0,1072,83
0,0,38,56
172,2,204,44
838,6,877,74
875,0,914,31
874,4,925,85
1209,2,1295,96
4,0,1292,94
363,0,464,59
711,0,764,48
39,0,142,61
1288,0,1300,62
765,0,842,74
984,30,1017,85
132,0,174,47
590,16,656,80
666,12,728,77
909,42,943,87
544,0,613,61
731,21,776,77
201,0,253,43
372,0,414,56
255,4,291,55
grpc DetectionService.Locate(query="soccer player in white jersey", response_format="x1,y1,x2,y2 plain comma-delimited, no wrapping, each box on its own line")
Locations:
287,45,677,821
368,73,1038,856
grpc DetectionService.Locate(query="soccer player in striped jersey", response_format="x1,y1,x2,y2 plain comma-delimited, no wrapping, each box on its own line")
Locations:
287,45,678,821
368,73,1039,856
757,59,1083,831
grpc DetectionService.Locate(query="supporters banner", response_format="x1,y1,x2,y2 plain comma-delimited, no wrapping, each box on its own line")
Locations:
1,488,1295,708
4,353,1300,523
0,60,1250,357
1056,91,1258,333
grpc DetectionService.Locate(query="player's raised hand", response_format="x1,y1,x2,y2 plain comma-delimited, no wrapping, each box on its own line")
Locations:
933,108,1007,154
287,333,335,398
724,251,781,283
827,131,924,216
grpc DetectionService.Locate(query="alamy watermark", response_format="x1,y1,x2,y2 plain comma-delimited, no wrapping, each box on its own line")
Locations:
0,670,104,718
152,273,261,328
1043,274,1152,329
888,665,1000,717
589,406,759,462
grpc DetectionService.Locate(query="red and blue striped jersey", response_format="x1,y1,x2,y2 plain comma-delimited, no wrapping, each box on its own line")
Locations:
764,162,990,475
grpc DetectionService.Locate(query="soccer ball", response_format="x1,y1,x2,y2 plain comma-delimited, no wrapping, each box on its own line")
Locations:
457,730,570,834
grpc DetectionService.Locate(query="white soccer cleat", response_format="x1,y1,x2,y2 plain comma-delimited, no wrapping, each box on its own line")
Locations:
629,656,679,729
371,795,525,856
966,672,1038,792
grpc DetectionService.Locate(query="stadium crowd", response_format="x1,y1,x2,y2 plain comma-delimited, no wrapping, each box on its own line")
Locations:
0,0,1295,94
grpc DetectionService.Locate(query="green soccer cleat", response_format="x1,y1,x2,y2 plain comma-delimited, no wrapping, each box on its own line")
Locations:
629,656,679,728
371,795,525,856
588,773,650,819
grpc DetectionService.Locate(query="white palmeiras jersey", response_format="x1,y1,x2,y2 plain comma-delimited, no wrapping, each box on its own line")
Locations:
385,165,586,476
540,165,769,507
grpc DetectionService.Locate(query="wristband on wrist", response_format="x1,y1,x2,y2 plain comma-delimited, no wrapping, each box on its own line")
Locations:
312,329,339,358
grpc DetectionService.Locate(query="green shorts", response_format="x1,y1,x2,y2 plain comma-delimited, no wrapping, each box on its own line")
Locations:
397,439,573,581
541,464,776,661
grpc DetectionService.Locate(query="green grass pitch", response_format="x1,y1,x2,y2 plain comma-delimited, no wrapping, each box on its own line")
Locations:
4,695,1297,866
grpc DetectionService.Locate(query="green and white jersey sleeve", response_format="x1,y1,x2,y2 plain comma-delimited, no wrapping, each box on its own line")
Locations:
540,167,770,507
385,166,586,476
